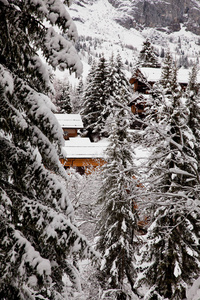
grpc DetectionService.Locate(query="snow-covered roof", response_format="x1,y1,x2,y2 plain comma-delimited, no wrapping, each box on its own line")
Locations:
54,114,84,129
140,67,200,84
62,137,108,159
131,92,150,101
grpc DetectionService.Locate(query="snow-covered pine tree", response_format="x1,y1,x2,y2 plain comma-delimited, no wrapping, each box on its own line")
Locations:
185,64,200,166
88,54,111,139
159,49,174,92
72,77,84,113
82,54,132,141
81,55,110,141
81,61,100,141
143,50,175,128
103,54,132,136
96,95,140,300
54,80,72,113
0,1,97,299
136,61,200,299
144,51,176,128
111,54,132,103
137,38,160,68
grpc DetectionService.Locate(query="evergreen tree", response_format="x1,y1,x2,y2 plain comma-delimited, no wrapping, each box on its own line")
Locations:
82,54,132,140
96,97,139,300
159,49,174,92
81,55,110,141
90,54,110,138
56,80,72,113
81,61,100,141
185,64,200,166
145,52,179,127
0,1,96,299
137,38,160,68
103,54,132,136
111,54,132,103
160,48,165,58
73,77,84,113
136,62,200,299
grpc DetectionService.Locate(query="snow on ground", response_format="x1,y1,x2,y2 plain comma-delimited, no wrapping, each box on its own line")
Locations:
70,0,144,51
63,137,108,159
56,0,145,84
187,277,200,300
60,0,200,85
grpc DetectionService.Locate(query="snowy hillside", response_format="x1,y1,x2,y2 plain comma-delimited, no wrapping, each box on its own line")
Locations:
69,0,144,75
59,0,200,84
70,0,144,56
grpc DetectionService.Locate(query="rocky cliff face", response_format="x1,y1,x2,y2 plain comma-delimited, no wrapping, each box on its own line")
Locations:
108,0,200,35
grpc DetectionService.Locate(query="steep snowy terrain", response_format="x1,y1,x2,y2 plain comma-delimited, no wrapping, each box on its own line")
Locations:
71,0,144,52
58,0,200,84
70,0,144,65
108,0,200,34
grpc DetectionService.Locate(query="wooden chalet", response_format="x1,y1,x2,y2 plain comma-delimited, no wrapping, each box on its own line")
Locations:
129,93,147,115
54,114,108,173
128,93,149,128
129,67,200,126
129,68,152,94
54,113,83,140
60,137,108,174
130,67,200,94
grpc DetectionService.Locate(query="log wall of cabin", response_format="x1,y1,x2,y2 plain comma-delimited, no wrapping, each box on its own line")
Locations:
63,128,78,140
60,157,105,168
60,157,106,174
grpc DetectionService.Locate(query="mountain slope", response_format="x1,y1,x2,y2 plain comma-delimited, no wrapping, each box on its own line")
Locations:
58,0,200,84
108,0,200,35
72,2,200,58
71,0,144,56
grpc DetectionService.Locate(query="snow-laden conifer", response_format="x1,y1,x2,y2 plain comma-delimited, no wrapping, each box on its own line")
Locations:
136,59,200,299
0,1,97,299
81,61,100,141
81,54,110,141
185,64,200,168
137,38,160,68
82,54,132,141
53,79,72,114
103,54,132,137
73,77,84,113
159,49,174,92
96,94,140,299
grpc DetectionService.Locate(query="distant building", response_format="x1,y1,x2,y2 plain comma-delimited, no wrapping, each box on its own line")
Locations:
54,113,83,140
129,67,200,126
54,114,107,173
60,137,108,174
129,67,200,94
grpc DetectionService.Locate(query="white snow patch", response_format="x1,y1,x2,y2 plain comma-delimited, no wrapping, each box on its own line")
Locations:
187,276,200,300
27,275,38,287
174,260,181,278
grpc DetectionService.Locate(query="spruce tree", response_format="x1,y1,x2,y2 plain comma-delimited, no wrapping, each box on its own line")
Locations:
81,55,110,141
137,38,160,68
81,61,100,141
103,54,132,136
159,49,174,92
56,80,72,114
111,53,132,103
73,77,84,113
185,64,200,166
96,96,139,300
82,54,132,140
0,1,96,299
90,54,110,138
144,51,176,127
136,62,200,299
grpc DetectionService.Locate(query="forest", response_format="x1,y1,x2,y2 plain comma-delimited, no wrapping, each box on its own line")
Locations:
1,1,200,300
